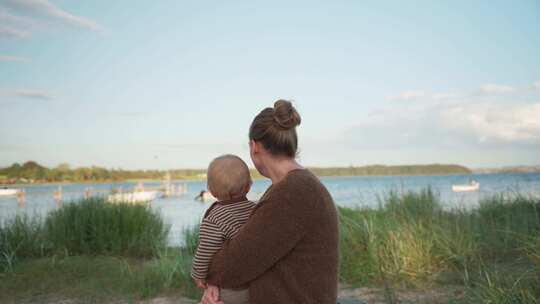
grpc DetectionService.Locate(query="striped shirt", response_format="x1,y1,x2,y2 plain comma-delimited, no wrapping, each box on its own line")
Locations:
191,197,256,280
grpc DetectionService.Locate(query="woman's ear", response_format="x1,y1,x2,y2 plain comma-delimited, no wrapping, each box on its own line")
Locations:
250,140,261,154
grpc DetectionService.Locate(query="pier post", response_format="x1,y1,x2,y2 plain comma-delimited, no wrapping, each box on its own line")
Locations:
84,187,92,199
179,183,187,195
54,186,62,208
17,189,25,208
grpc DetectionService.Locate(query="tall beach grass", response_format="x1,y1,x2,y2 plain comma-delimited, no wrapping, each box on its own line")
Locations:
339,188,540,302
2,189,540,303
45,197,169,257
1,197,200,302
0,214,45,272
1,197,169,272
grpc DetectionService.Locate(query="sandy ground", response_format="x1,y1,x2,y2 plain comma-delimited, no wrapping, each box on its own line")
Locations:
141,285,465,304
7,286,464,304
338,285,464,304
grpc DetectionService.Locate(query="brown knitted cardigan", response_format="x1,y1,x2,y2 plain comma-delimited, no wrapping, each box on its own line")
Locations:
207,169,339,303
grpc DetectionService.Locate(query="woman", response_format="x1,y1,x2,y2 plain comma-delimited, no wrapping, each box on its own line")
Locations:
201,100,339,304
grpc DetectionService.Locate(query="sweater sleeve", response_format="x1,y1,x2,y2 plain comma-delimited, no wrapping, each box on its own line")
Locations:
191,218,225,280
206,192,305,288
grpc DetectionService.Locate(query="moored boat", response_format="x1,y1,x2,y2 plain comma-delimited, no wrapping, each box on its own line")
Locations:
0,188,20,196
452,180,480,192
107,190,160,204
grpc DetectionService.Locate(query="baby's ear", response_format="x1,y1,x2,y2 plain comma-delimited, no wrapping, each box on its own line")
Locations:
207,184,216,198
244,180,252,194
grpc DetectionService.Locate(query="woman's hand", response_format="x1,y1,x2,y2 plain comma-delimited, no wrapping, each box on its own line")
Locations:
201,284,223,304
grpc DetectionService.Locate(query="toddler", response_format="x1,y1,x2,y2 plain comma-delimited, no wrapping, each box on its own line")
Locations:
191,154,256,304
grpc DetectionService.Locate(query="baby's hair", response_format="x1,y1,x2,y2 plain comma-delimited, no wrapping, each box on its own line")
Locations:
207,154,251,200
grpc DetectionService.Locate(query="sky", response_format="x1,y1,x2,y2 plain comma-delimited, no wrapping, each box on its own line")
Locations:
1,0,540,170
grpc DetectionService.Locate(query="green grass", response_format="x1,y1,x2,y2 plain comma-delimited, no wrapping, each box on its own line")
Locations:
45,197,169,257
1,197,169,273
459,263,540,304
0,253,201,303
0,198,200,303
2,190,540,303
339,189,540,303
0,214,45,272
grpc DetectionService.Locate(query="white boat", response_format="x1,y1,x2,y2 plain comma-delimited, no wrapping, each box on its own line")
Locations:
0,188,20,196
452,181,480,192
107,190,160,204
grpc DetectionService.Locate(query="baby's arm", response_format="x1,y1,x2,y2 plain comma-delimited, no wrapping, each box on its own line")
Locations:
191,218,225,288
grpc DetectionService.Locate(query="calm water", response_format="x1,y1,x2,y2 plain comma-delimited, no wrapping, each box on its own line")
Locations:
1,172,539,246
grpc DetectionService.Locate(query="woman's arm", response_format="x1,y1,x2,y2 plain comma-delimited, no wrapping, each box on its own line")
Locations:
206,195,305,288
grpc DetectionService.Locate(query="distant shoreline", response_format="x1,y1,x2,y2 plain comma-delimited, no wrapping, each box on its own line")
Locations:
3,161,539,186
5,170,539,187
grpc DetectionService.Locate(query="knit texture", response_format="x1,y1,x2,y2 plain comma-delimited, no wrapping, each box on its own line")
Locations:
207,169,339,304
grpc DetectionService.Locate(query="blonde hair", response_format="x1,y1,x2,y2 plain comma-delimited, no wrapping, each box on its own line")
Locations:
249,99,301,157
207,154,251,200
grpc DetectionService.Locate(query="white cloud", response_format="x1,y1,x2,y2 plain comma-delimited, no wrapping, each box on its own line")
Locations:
0,55,30,63
349,81,540,150
13,0,104,32
14,89,52,100
388,90,425,101
532,81,540,90
2,0,104,35
0,9,39,39
441,102,540,144
479,83,515,94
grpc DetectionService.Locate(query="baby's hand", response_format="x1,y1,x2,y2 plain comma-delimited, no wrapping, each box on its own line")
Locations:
201,285,223,304
195,278,208,289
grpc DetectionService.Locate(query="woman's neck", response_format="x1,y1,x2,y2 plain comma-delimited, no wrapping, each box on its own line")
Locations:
265,158,303,184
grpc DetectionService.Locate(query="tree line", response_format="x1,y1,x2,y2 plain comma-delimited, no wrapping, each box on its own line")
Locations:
0,161,471,184
0,161,206,183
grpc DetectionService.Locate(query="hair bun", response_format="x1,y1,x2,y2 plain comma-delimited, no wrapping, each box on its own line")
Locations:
273,99,301,130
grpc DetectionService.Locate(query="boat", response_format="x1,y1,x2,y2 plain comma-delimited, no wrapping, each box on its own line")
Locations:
107,190,160,204
452,180,480,192
0,188,20,196
195,190,216,202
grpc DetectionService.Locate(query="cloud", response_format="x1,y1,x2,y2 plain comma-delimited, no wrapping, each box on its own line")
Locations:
7,0,104,32
441,102,540,144
388,90,426,101
0,55,30,63
0,26,30,38
1,0,104,37
0,9,39,39
346,82,540,151
390,82,534,104
14,89,52,100
388,90,460,102
479,83,515,94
